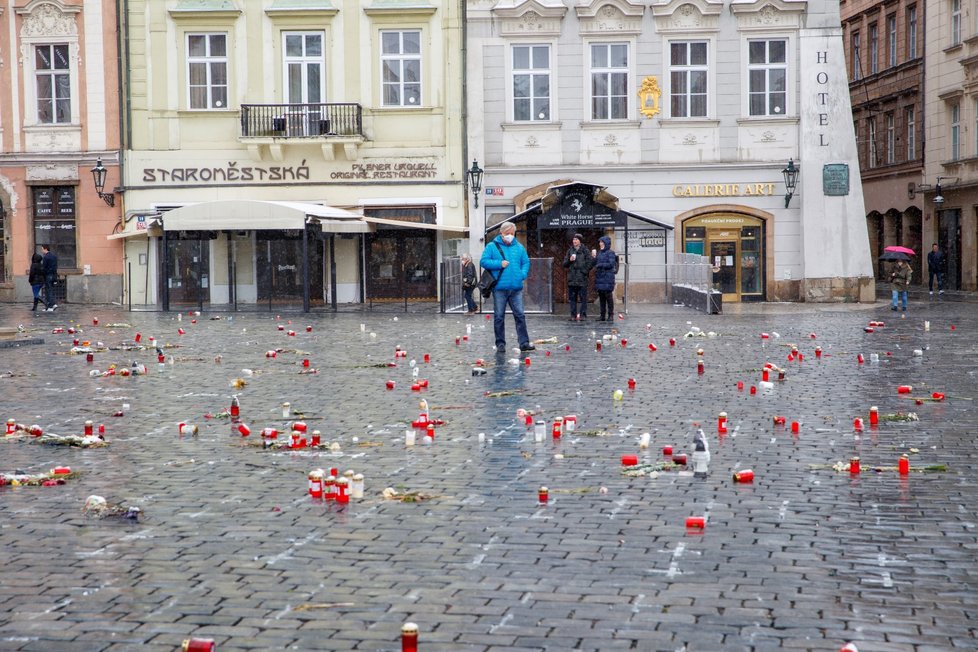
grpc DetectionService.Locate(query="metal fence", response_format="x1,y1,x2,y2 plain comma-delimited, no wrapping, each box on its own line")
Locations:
240,103,363,138
442,257,554,314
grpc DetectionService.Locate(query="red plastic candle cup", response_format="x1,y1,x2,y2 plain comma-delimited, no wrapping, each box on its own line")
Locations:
411,383,421,391
669,338,676,347
238,423,251,437
84,421,94,436
92,317,99,326
762,369,769,382
538,487,549,504
158,354,165,363
278,324,285,331
663,445,673,456
849,457,860,474
52,466,71,475
760,332,769,339
595,341,602,351
737,381,744,390
787,353,794,362
685,516,706,529
897,385,912,394
178,328,185,335
672,453,688,465
857,354,864,364
853,417,864,431
308,471,323,498
648,343,657,352
621,454,638,466
524,357,531,366
73,338,80,346
627,378,636,389
462,335,469,342
426,423,435,440
565,344,571,351
98,423,105,434
697,360,704,374
749,385,757,395
772,416,786,426
86,352,94,363
182,638,216,652
815,347,822,358
932,392,945,401
869,407,879,425
419,379,429,388
455,336,460,345
552,419,562,438
386,380,395,390
790,421,799,434
733,469,754,483
292,421,307,433
620,338,627,347
525,414,533,426
302,359,310,368
311,433,320,446
809,332,817,339
423,353,430,363
898,455,910,475
777,370,786,381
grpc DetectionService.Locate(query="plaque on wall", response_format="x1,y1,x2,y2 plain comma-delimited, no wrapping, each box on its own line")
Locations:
822,164,850,196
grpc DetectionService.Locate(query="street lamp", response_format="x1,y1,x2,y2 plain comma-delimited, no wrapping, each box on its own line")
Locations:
468,159,484,208
782,159,799,209
91,158,115,207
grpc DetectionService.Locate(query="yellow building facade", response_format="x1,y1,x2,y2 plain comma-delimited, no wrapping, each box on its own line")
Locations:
118,0,467,310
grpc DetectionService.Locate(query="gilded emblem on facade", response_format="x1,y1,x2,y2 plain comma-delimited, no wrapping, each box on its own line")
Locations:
638,76,661,118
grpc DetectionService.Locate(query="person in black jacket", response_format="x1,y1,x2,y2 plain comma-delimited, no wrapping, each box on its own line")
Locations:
927,243,945,295
461,253,478,314
41,244,58,311
562,233,594,321
593,236,618,321
28,253,44,311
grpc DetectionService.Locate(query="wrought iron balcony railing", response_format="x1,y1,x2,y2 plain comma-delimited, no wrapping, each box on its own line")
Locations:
240,103,363,139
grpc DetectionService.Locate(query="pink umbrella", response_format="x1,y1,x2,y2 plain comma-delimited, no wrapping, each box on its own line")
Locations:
884,245,916,256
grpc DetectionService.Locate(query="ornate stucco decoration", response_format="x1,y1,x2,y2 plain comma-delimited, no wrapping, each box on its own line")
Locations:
576,0,644,35
638,76,661,118
17,1,80,39
493,0,568,37
650,0,722,34
730,0,806,31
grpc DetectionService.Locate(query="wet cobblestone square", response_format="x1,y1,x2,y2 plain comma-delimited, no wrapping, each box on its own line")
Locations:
1,302,976,651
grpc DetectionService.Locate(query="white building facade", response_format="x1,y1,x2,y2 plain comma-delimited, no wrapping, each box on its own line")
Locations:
467,0,874,304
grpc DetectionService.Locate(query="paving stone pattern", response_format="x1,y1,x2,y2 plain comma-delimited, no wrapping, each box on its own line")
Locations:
0,302,976,651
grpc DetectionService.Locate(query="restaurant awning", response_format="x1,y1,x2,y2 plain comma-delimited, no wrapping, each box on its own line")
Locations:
360,216,468,232
160,200,370,233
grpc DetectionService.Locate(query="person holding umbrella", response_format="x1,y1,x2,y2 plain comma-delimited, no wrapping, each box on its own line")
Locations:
890,258,912,311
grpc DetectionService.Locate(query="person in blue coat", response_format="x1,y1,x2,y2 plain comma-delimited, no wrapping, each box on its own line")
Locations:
480,221,534,354
594,236,618,321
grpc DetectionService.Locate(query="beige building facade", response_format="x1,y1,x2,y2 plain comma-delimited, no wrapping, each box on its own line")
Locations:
118,0,467,310
0,0,122,305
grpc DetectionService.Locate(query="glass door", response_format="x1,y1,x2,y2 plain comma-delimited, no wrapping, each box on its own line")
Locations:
255,231,325,309
165,238,210,307
709,239,738,300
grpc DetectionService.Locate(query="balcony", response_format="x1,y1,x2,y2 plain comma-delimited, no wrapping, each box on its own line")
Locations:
240,103,364,161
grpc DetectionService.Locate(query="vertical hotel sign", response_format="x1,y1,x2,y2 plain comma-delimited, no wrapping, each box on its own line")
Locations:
814,49,830,147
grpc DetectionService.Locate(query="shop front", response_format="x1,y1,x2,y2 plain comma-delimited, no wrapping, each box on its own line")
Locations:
680,210,771,303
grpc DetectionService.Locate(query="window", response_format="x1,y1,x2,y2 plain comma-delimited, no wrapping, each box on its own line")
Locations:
974,98,978,158
868,117,877,167
284,32,324,104
951,103,960,160
513,45,551,121
670,41,708,118
951,0,962,45
591,43,628,120
851,31,861,80
748,40,786,116
886,112,895,164
33,187,77,270
381,30,421,107
907,6,917,59
35,44,71,124
887,15,897,67
906,106,915,160
869,24,878,74
187,33,228,109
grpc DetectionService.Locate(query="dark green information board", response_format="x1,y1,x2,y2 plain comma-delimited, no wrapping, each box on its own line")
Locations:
823,164,850,196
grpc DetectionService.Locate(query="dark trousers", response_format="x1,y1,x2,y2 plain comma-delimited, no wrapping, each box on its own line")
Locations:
568,285,587,318
929,270,944,292
598,290,614,319
44,274,56,308
463,286,477,312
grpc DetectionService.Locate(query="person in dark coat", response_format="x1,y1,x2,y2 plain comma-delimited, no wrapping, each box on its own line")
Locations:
461,253,478,314
28,253,44,311
593,236,617,321
562,233,593,321
927,243,945,295
40,244,58,311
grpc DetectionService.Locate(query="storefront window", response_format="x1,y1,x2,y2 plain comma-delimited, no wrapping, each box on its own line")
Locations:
33,186,76,269
681,215,765,301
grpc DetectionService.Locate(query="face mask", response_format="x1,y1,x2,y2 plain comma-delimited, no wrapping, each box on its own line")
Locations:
502,234,514,244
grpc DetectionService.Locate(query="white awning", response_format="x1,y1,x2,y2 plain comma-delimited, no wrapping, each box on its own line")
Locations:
161,200,369,233
107,229,150,241
360,216,468,232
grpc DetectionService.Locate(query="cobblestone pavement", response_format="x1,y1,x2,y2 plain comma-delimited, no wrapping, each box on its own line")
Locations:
0,300,976,652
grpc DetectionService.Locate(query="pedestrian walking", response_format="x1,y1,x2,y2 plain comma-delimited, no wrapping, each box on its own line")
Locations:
890,259,911,311
461,253,478,314
40,244,58,311
562,233,593,321
28,253,44,312
927,243,945,295
480,221,534,354
593,236,618,321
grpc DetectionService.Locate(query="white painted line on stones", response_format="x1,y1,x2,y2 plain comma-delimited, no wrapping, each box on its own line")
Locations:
489,613,514,633
266,529,321,566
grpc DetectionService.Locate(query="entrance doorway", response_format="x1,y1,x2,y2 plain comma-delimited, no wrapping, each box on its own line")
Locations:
937,209,961,291
365,230,437,301
682,213,766,302
255,230,325,306
165,235,211,307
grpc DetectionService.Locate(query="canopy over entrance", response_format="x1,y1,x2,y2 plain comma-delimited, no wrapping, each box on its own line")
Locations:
161,199,370,233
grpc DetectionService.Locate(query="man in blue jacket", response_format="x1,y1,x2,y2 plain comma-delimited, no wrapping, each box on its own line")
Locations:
481,221,534,354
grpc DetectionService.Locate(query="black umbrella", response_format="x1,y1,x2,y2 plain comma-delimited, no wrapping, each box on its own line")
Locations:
879,251,912,261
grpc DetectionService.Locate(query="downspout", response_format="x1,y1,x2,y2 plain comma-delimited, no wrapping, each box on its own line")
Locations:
460,0,470,225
